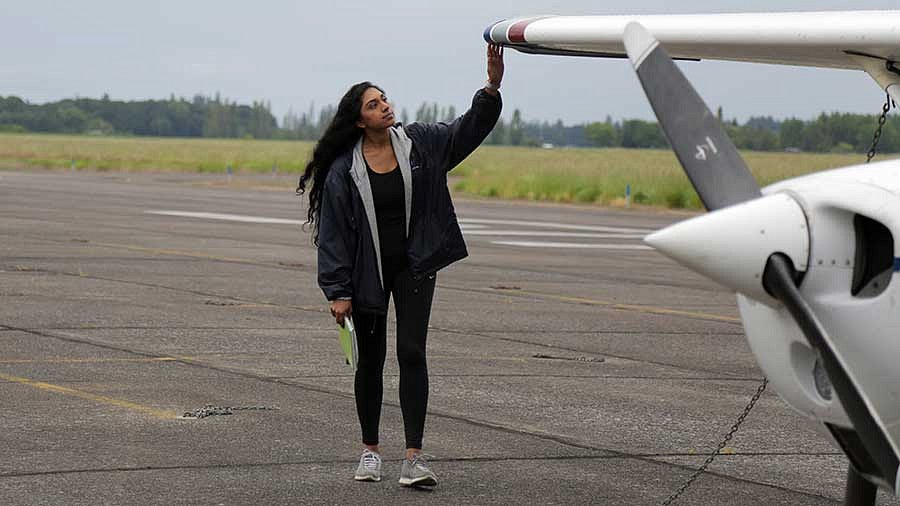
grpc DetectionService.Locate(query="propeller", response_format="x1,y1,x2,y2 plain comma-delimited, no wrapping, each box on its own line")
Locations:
622,21,899,499
622,22,760,211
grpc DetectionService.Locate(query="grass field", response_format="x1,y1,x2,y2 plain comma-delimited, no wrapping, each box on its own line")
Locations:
0,133,881,209
455,147,874,209
0,133,314,173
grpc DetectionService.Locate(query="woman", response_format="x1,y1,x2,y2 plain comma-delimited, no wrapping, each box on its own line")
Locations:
297,43,504,487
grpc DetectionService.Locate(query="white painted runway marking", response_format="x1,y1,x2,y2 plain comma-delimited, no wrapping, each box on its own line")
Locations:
465,230,645,239
459,218,653,250
145,210,657,251
458,218,653,234
146,210,303,225
492,241,652,250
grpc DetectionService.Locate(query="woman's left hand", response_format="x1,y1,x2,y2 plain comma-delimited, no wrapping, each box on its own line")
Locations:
486,43,505,92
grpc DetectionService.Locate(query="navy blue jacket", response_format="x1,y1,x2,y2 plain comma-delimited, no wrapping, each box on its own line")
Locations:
317,89,501,314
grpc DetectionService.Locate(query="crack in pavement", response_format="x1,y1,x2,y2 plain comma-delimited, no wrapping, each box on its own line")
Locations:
274,374,760,381
0,451,844,479
450,329,745,335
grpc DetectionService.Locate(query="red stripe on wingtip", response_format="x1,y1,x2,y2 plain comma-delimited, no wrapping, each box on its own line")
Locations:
508,20,531,43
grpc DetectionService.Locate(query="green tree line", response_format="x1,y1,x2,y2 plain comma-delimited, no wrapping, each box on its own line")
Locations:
1,94,898,153
580,110,900,153
0,94,276,139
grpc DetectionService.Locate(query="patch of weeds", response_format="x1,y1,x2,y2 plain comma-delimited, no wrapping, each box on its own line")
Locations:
665,189,686,208
574,186,600,203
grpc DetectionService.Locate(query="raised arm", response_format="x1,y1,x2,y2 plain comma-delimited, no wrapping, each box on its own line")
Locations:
408,44,505,171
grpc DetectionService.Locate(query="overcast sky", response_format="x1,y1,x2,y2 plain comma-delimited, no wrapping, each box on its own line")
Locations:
4,1,900,124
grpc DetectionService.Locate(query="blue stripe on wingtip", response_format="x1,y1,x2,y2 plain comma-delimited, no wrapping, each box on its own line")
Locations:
483,23,496,43
894,258,900,272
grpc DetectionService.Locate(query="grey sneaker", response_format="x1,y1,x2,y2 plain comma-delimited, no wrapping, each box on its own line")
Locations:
399,453,437,487
354,449,382,482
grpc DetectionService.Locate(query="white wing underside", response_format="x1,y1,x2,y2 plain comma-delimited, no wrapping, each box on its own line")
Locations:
485,11,900,70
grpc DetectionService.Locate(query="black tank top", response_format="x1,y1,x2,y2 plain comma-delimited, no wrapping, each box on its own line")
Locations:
366,162,408,281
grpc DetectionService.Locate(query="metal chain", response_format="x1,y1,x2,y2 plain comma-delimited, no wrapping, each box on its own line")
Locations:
661,378,768,505
182,404,279,419
866,92,892,163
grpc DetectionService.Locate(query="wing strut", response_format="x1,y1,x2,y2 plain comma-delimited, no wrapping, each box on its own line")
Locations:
849,53,900,105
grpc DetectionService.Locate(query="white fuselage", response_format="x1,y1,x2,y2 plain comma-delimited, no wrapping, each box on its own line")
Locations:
736,159,900,458
644,157,900,486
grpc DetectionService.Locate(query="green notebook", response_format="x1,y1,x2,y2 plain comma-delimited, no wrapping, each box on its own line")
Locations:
338,316,358,370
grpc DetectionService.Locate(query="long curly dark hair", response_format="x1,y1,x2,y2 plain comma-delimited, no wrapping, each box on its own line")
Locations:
297,81,383,246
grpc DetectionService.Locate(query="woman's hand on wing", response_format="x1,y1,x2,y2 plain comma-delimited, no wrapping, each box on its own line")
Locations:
330,299,352,326
486,43,505,91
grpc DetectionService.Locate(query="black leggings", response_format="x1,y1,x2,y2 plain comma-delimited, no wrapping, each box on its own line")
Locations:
353,269,436,449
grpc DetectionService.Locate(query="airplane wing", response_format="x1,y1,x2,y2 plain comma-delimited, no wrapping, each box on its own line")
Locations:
485,11,900,70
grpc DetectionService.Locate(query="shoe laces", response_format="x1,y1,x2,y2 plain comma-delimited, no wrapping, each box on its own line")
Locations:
362,450,381,470
409,453,434,469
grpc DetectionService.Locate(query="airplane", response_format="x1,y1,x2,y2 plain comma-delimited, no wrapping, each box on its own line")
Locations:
486,11,900,506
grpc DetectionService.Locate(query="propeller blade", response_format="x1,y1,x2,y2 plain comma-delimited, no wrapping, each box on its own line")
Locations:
763,253,899,489
623,22,761,210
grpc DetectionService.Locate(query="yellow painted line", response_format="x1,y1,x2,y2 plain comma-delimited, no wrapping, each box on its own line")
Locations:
488,288,741,324
0,372,178,419
610,303,741,323
0,357,178,365
202,303,277,309
514,289,613,306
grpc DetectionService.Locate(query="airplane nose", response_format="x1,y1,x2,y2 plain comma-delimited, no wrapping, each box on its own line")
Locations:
644,192,809,303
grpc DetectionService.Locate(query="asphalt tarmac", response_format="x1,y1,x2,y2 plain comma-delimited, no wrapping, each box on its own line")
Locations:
1,169,894,505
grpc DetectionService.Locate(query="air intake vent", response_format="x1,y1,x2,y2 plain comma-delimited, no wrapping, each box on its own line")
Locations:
851,214,893,297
